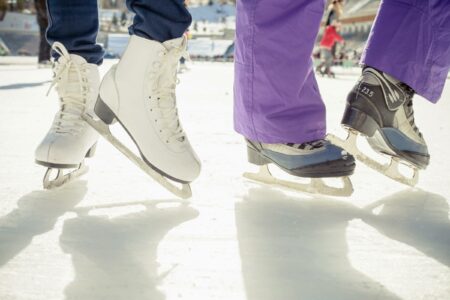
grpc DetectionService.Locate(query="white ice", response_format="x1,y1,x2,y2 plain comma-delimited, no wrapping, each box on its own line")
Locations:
0,60,449,300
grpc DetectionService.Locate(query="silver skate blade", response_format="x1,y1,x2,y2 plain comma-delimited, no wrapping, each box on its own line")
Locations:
327,131,419,187
82,113,192,199
244,165,354,197
43,163,89,189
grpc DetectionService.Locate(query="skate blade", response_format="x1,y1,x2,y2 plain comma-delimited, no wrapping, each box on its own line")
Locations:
43,163,88,189
82,113,192,199
327,131,419,187
244,165,353,197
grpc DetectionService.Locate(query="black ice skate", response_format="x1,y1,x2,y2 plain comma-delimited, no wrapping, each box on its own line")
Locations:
328,67,429,186
244,139,355,197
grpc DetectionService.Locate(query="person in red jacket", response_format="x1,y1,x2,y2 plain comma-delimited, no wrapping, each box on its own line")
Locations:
317,21,344,77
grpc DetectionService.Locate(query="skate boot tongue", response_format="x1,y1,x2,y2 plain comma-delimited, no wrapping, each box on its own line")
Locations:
67,54,88,65
162,36,186,50
155,92,185,143
58,58,89,116
152,36,189,144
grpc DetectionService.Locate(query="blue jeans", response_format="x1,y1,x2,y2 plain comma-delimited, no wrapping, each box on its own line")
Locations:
46,0,191,65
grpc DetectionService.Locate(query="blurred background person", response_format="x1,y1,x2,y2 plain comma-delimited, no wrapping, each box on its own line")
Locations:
317,20,344,78
34,0,51,66
326,0,344,26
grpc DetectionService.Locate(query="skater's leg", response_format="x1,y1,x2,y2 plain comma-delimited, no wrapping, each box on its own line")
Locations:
362,0,450,103
126,0,191,42
321,48,334,77
46,0,104,65
234,0,327,144
235,0,355,194
36,0,103,188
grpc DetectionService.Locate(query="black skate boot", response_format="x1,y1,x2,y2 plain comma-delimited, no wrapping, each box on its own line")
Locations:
328,67,428,186
243,139,355,197
246,139,355,178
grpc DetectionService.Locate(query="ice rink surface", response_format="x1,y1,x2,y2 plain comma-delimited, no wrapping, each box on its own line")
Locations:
0,60,449,300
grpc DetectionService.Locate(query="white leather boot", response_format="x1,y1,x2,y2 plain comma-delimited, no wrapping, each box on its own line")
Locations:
35,42,100,188
94,35,201,184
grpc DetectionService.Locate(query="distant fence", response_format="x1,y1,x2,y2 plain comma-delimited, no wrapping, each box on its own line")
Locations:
188,39,234,61
0,31,39,56
103,34,235,61
0,12,39,56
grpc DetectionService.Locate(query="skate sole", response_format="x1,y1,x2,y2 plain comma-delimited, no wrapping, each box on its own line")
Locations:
342,106,428,169
247,146,356,178
35,142,97,169
92,98,190,184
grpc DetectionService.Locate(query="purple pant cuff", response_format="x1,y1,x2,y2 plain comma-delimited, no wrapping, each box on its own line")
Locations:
362,0,450,103
235,123,326,144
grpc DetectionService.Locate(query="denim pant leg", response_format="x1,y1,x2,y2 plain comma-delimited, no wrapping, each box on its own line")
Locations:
127,0,192,42
46,0,104,65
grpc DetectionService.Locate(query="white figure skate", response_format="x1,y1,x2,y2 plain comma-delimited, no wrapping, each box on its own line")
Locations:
84,35,200,199
35,43,100,189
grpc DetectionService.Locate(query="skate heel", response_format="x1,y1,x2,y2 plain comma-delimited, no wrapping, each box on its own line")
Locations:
85,143,97,158
341,106,379,137
94,98,116,125
247,147,270,166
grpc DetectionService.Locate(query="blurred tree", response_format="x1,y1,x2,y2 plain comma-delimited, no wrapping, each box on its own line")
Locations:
112,12,118,26
0,0,7,20
4,0,34,11
0,0,6,11
101,0,126,9
16,0,25,10
120,11,127,26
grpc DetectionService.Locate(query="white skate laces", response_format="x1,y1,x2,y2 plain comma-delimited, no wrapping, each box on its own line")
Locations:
47,42,91,136
147,40,190,145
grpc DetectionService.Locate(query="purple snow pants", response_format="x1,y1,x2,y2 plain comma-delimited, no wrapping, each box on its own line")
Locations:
234,0,450,144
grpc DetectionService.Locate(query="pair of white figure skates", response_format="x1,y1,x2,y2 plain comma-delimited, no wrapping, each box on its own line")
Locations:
35,36,428,198
36,35,198,198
